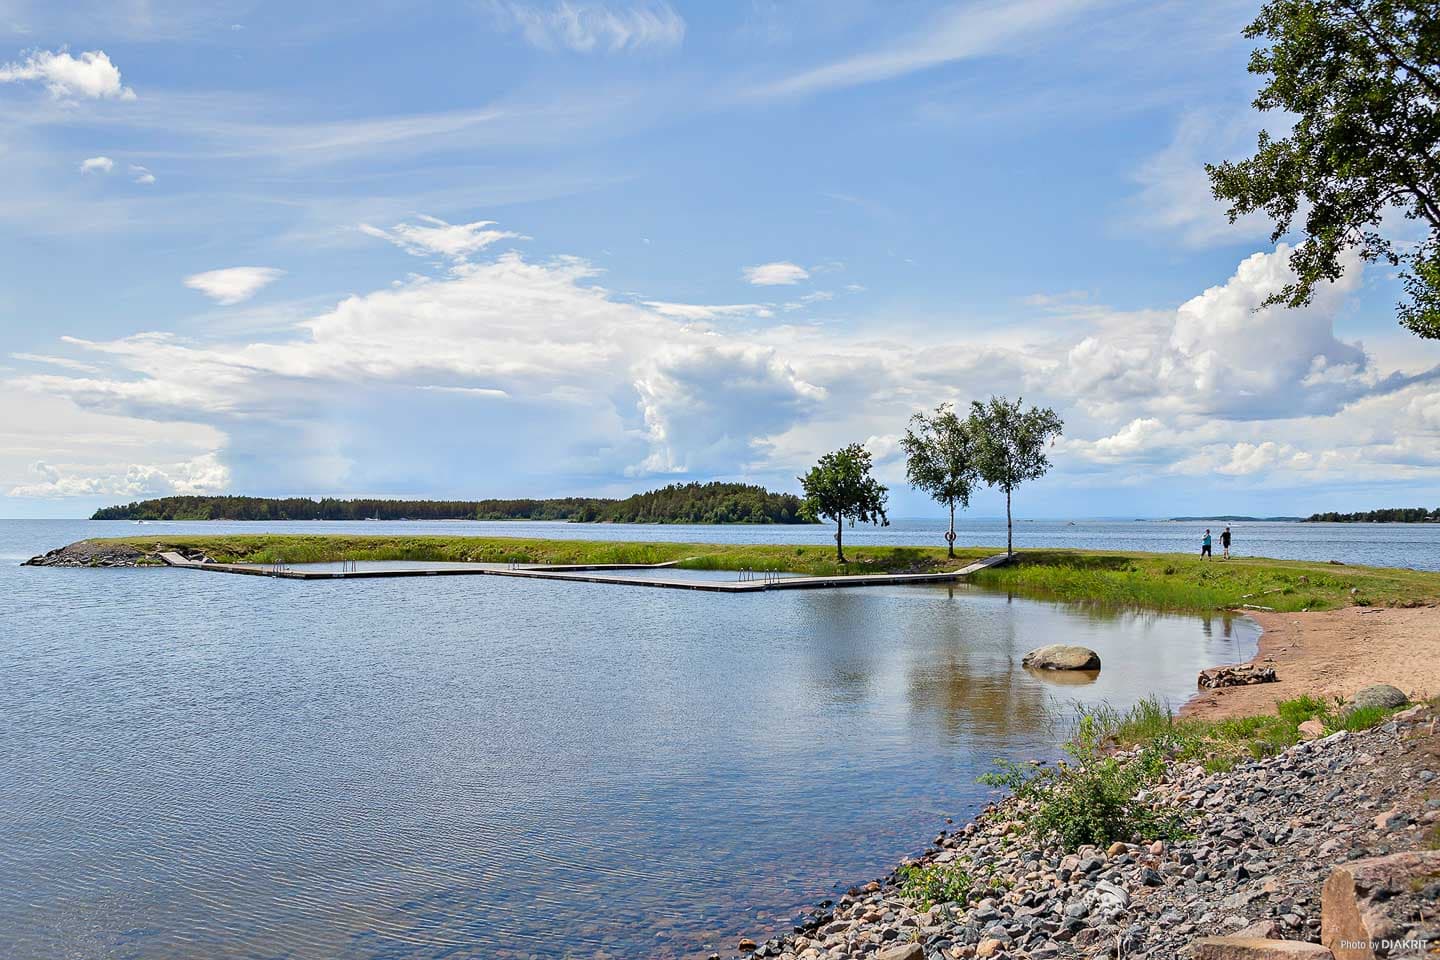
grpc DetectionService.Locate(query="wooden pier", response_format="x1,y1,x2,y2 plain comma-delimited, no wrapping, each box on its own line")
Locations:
157,552,1014,592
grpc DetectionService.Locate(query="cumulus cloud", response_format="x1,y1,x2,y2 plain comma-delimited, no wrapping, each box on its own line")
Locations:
487,0,685,53
8,453,228,498
1061,246,1411,422
11,220,1438,500
0,48,136,101
79,156,113,174
183,267,284,305
632,344,825,474
359,216,522,261
743,261,810,286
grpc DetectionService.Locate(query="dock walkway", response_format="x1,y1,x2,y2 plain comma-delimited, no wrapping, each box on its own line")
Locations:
157,552,1013,592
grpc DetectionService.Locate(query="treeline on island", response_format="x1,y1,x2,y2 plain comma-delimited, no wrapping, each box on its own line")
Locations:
90,482,810,525
1305,508,1440,523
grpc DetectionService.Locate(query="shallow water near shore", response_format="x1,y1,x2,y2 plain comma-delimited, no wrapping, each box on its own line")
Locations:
4,519,1268,959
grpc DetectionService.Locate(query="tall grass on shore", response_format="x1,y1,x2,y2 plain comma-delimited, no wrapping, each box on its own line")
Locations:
969,549,1440,612
964,694,1418,856
1082,693,1415,773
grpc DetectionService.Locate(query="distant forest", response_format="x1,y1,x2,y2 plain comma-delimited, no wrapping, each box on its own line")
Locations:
91,482,812,524
1305,508,1440,523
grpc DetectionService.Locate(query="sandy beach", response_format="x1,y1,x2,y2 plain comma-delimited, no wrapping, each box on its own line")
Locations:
1183,604,1440,720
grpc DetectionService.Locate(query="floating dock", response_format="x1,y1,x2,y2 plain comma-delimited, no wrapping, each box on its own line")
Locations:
157,552,1014,592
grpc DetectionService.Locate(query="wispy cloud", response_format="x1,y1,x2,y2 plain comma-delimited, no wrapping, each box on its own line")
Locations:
359,216,523,261
643,301,774,320
752,0,1098,98
128,163,154,184
486,0,685,53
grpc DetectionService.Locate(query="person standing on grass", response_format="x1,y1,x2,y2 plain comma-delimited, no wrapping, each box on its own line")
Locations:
1201,528,1213,559
1221,525,1232,560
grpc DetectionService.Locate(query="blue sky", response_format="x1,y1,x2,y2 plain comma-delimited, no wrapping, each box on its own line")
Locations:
2,0,1438,519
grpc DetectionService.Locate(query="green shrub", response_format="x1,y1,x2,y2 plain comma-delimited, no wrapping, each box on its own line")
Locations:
896,861,976,908
981,716,1187,852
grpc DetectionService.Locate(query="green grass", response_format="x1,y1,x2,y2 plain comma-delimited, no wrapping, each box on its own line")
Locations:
72,534,1440,610
973,695,1422,853
968,548,1440,612
1084,693,1414,772
91,533,991,576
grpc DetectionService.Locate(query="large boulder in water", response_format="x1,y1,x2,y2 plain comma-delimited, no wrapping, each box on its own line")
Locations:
1352,683,1408,710
1022,644,1101,671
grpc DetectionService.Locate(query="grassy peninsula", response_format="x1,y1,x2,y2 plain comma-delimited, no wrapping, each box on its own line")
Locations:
81,533,1440,612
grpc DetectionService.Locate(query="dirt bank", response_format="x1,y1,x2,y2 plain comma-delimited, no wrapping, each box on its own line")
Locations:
1184,605,1440,720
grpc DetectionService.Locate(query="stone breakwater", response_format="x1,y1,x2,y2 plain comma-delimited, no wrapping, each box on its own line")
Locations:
23,539,150,567
730,705,1439,960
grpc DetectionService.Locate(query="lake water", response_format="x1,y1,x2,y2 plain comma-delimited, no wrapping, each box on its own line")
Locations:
5,516,1427,959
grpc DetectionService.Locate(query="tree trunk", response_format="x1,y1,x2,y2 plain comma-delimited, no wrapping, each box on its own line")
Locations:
835,515,845,563
948,502,955,558
1006,488,1013,557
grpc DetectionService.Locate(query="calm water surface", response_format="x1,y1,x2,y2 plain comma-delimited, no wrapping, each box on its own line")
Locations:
10,516,1414,959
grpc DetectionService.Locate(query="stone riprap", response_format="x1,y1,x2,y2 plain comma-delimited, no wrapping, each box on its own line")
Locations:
22,540,161,567
728,704,1438,960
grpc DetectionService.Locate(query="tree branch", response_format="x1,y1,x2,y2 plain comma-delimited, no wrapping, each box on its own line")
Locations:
1336,0,1440,102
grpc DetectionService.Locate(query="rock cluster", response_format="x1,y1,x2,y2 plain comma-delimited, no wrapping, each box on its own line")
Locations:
729,704,1438,960
23,540,150,567
1198,665,1279,689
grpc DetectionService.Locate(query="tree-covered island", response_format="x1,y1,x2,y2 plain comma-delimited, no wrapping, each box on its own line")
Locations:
91,482,810,524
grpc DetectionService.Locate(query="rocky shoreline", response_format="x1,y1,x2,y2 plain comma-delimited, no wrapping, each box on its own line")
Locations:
21,540,212,567
727,701,1439,960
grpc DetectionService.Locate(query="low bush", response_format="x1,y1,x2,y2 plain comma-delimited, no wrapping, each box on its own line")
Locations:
980,716,1187,852
895,861,976,909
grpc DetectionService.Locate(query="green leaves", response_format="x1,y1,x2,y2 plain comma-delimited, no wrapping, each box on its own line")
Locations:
968,396,1064,494
1208,0,1440,338
798,443,890,560
900,403,978,511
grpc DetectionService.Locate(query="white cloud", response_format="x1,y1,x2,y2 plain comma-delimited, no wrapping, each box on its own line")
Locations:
128,164,155,185
417,385,510,399
784,290,833,311
10,352,101,373
11,219,1439,501
632,343,825,474
487,0,685,53
0,47,136,101
8,453,228,498
1082,417,1168,461
642,301,774,320
78,155,113,174
743,261,810,286
1061,245,1401,421
754,0,1095,98
359,216,522,261
183,267,284,305
1130,112,1280,247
